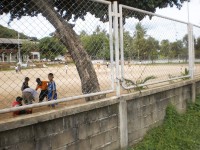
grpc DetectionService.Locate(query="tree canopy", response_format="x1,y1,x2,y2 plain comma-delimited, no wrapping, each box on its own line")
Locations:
38,37,66,60
80,23,197,62
80,26,110,60
195,37,200,58
21,41,39,56
0,25,27,39
1,0,188,24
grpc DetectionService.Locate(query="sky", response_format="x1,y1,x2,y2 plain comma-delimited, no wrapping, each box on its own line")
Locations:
0,0,200,41
157,0,200,25
123,0,200,41
155,0,200,41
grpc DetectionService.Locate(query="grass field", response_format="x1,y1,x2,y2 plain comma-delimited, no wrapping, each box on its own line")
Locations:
130,95,200,150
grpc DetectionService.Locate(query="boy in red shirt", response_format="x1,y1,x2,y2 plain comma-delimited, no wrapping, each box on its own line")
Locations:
35,78,48,102
12,96,32,116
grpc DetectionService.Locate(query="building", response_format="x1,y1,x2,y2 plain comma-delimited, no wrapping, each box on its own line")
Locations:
55,55,65,61
65,52,73,63
0,38,40,63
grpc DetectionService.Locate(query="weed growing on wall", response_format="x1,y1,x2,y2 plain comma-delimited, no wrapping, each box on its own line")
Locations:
135,76,156,91
181,68,190,80
129,96,200,150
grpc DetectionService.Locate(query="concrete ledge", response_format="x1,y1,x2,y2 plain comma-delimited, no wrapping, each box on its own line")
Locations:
0,96,120,132
0,78,199,133
122,79,196,101
0,77,200,150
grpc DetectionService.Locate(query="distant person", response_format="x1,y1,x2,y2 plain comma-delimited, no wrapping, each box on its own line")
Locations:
15,66,18,73
21,77,30,91
65,63,68,74
106,62,109,68
48,73,57,108
35,78,48,102
128,61,131,67
97,62,100,69
12,96,32,116
17,63,22,73
43,64,48,68
22,88,37,104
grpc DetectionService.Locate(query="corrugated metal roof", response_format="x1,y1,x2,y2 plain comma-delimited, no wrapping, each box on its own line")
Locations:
0,49,18,53
0,38,35,44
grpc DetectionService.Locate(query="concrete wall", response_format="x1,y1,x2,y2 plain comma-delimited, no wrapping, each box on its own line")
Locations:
126,85,191,146
0,78,199,150
196,80,200,95
0,101,120,150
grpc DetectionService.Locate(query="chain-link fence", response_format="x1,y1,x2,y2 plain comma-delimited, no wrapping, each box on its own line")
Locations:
0,0,114,112
193,25,200,76
0,0,199,114
119,5,190,90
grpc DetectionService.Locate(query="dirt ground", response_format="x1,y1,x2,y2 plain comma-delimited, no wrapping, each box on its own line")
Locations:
0,64,112,108
0,63,199,121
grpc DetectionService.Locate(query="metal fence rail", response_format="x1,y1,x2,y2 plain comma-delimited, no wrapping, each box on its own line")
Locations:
0,0,114,113
193,25,200,76
119,4,191,90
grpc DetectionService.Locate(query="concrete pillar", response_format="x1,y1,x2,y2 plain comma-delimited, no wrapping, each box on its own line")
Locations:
16,53,19,60
38,53,41,61
119,99,128,149
2,53,4,62
10,53,12,62
192,82,196,103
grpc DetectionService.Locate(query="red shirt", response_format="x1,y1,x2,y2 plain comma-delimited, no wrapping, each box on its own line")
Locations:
12,101,22,115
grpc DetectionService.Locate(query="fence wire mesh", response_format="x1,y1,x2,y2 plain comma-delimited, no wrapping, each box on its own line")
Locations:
0,0,113,110
193,25,200,76
0,0,199,114
120,6,189,89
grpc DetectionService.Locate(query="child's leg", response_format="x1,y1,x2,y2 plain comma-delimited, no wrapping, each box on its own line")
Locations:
39,90,47,102
39,92,43,102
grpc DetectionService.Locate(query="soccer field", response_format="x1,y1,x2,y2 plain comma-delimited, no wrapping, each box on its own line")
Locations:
0,64,112,109
0,63,199,110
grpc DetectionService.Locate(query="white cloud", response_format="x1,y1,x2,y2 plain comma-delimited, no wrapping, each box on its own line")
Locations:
0,12,109,39
156,0,200,25
0,14,55,39
122,0,200,42
72,13,109,35
123,13,188,42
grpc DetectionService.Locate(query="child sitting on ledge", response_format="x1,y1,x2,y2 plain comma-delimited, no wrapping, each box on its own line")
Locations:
12,96,32,116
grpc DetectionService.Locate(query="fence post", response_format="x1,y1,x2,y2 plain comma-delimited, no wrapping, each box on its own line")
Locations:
114,2,128,149
108,3,115,91
113,1,120,96
188,23,196,102
119,99,128,149
119,5,125,82
188,23,194,79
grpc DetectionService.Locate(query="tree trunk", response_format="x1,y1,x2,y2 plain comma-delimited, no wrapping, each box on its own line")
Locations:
32,0,101,98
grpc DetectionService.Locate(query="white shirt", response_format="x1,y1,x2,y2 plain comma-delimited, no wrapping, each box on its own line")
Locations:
23,88,38,98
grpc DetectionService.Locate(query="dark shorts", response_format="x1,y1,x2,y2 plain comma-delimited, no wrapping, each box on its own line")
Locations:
39,90,48,102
